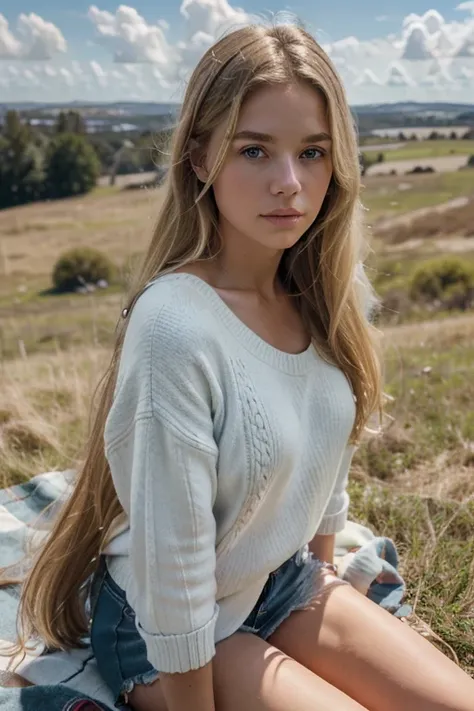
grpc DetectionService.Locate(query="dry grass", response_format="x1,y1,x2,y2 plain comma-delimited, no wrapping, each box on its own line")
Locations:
0,185,163,286
375,197,474,245
0,347,108,487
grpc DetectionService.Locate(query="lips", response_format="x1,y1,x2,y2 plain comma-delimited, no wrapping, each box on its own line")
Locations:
262,209,304,217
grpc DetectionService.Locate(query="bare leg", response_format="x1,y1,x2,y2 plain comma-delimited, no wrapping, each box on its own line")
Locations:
129,632,369,711
268,576,474,711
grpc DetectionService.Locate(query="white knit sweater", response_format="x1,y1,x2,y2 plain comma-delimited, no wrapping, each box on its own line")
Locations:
102,273,358,674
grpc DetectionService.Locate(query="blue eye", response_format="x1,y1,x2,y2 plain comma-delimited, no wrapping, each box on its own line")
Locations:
302,147,324,160
242,146,265,159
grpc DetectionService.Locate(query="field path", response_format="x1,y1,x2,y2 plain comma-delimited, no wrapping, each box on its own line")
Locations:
374,195,471,232
384,311,474,346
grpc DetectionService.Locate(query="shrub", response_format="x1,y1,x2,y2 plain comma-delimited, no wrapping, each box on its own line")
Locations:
467,155,474,168
52,247,115,293
44,133,100,199
410,258,474,302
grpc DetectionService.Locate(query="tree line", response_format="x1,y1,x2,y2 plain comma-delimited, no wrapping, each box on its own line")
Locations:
0,109,170,210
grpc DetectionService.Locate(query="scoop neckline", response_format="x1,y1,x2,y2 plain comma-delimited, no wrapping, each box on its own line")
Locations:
157,272,317,375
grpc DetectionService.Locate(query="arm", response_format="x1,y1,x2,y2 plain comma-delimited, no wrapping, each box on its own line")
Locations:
104,303,221,709
308,533,335,564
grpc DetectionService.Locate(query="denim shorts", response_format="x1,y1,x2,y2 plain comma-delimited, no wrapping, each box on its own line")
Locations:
89,545,346,709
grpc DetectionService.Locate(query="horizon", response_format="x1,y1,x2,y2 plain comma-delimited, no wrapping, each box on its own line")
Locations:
2,99,474,109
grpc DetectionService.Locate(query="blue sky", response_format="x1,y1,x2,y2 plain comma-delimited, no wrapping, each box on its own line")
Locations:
1,1,474,103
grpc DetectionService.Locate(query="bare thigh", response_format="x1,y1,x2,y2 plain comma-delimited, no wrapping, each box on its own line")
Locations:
129,632,368,711
268,576,474,711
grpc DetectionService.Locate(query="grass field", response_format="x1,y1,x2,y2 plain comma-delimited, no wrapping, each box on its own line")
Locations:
1,172,474,674
362,169,474,221
1,169,474,359
364,139,474,163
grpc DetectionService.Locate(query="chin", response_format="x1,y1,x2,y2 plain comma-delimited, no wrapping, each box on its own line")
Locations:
258,234,302,251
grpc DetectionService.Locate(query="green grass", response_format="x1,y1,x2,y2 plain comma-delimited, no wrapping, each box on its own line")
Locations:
0,292,121,360
349,482,474,673
362,169,474,220
355,338,474,482
364,139,474,163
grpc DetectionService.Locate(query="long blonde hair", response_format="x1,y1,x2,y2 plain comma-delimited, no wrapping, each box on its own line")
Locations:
7,22,383,654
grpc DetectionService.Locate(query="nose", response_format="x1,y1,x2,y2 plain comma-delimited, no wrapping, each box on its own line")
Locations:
270,156,302,196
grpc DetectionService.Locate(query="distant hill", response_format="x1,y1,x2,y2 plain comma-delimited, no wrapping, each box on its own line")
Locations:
0,101,180,117
1,100,473,135
352,101,474,115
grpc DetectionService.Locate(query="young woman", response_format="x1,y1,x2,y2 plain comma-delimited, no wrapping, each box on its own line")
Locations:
13,22,474,711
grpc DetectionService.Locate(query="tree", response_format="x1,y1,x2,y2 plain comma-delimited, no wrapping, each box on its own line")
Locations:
44,133,100,199
359,152,375,176
4,110,23,139
56,110,86,135
0,110,44,209
56,111,69,134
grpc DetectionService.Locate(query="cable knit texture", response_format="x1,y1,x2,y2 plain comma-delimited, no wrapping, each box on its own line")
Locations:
102,273,357,673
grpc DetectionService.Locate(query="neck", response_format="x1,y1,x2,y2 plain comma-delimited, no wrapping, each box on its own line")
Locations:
207,222,284,298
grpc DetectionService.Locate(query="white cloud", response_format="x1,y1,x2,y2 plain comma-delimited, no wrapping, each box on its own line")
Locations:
457,65,474,82
457,2,474,13
403,10,444,34
22,68,38,83
2,1,474,105
180,0,249,39
402,23,434,60
0,13,66,60
88,5,175,67
420,58,453,85
386,62,416,86
455,27,474,56
90,59,108,87
421,10,445,34
354,68,382,86
59,67,75,86
433,26,455,56
0,15,22,58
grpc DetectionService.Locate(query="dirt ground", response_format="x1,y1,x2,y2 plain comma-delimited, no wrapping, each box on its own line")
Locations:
367,154,470,176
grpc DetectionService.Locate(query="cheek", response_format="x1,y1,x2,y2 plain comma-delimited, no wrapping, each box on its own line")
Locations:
213,164,256,212
308,163,333,197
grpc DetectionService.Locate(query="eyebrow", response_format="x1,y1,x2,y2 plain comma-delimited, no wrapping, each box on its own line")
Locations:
232,130,332,143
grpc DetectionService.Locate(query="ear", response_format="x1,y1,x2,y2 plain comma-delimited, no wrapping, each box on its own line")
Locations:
189,139,209,183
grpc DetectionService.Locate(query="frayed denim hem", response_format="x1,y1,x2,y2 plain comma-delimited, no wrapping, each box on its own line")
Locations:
239,553,350,643
117,669,160,709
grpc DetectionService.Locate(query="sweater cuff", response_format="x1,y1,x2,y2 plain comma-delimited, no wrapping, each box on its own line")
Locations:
138,604,219,674
316,492,350,535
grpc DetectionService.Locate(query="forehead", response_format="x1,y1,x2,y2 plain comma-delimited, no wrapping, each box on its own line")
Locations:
236,83,329,136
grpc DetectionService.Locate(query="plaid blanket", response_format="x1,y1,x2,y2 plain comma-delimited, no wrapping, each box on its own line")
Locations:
0,471,411,708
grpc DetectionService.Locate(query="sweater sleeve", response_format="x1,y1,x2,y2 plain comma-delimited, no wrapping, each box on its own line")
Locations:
104,302,220,674
316,445,356,535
